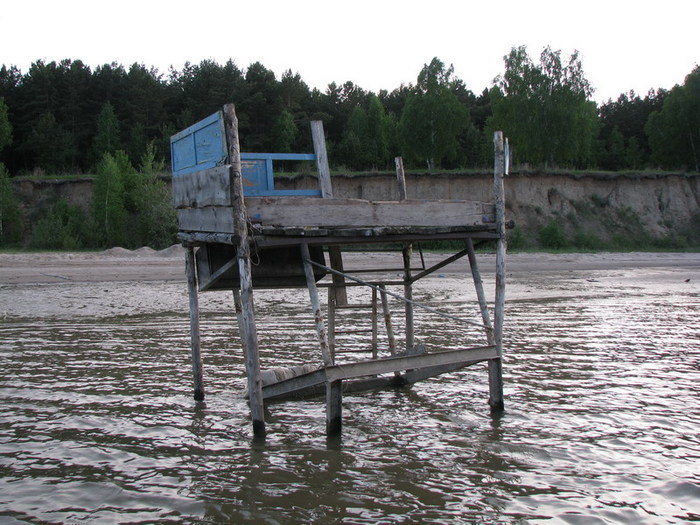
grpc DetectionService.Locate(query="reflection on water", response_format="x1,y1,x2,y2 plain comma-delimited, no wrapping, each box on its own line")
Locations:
1,270,699,523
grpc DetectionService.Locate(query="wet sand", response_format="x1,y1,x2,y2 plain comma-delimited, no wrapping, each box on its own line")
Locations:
0,247,698,285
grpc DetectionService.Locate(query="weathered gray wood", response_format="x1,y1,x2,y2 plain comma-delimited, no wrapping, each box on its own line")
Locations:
199,253,237,292
326,346,498,382
489,131,506,412
395,156,407,200
178,199,494,233
262,367,328,399
311,120,333,199
177,231,237,245
379,284,396,356
223,103,265,436
263,363,477,401
185,246,204,401
246,198,494,228
232,289,248,361
328,287,336,359
402,361,477,384
311,131,346,308
326,379,342,435
409,248,469,283
402,244,414,350
172,165,232,208
328,246,348,306
466,238,495,344
261,345,498,399
301,243,333,367
371,287,378,359
306,257,487,329
177,207,235,233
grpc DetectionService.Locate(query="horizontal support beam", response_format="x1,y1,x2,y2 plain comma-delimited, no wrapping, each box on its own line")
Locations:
246,197,495,228
325,346,497,381
261,346,497,399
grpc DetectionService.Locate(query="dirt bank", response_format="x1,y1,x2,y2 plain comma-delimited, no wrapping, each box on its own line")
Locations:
12,172,700,247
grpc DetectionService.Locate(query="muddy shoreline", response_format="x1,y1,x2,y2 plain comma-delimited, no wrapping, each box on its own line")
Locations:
1,247,698,285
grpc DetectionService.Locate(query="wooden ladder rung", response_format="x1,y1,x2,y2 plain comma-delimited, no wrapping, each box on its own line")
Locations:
333,348,378,354
334,303,375,310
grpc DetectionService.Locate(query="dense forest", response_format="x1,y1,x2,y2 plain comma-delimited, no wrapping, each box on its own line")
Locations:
0,47,698,250
1,46,699,176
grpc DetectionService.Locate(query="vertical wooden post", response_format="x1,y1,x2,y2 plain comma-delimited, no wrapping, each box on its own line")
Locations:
328,247,347,306
300,242,340,435
311,120,333,199
312,120,347,308
379,284,397,356
232,289,248,359
371,287,378,359
223,103,265,437
327,287,337,360
185,246,205,401
326,380,343,436
490,131,507,413
394,156,407,200
465,238,494,346
301,243,333,367
402,244,414,351
396,157,414,352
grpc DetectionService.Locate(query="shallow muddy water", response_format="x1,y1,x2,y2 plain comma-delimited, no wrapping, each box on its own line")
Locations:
1,263,699,523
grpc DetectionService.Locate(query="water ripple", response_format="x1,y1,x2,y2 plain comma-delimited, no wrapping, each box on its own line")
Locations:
1,271,699,523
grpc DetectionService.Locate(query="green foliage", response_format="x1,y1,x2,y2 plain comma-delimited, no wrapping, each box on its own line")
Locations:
539,220,568,249
506,226,527,250
91,148,176,249
337,95,392,170
0,163,22,245
572,229,600,250
487,46,598,168
93,102,121,163
31,199,89,250
681,212,700,246
597,90,663,170
271,109,297,153
24,144,174,250
399,58,470,170
590,193,609,208
0,55,697,177
0,97,11,152
134,143,177,249
92,151,130,247
24,112,76,173
646,66,700,171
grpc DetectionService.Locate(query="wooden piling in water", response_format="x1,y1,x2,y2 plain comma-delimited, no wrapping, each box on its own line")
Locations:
185,246,205,401
223,104,266,437
402,244,414,351
489,131,506,413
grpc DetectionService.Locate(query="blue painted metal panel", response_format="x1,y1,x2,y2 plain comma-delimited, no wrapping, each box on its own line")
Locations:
240,158,268,195
170,112,321,196
170,111,226,176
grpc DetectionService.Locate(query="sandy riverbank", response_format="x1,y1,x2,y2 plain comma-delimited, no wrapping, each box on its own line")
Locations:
0,247,698,285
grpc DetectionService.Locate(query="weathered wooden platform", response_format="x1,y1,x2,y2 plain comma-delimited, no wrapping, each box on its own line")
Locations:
173,104,507,438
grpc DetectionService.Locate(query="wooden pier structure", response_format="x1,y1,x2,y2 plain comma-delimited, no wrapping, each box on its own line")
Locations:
172,104,508,437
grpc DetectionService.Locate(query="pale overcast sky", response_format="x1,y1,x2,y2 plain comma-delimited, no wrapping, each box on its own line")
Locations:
2,0,698,103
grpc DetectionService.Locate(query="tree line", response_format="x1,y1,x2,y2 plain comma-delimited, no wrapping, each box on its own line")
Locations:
1,47,699,176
